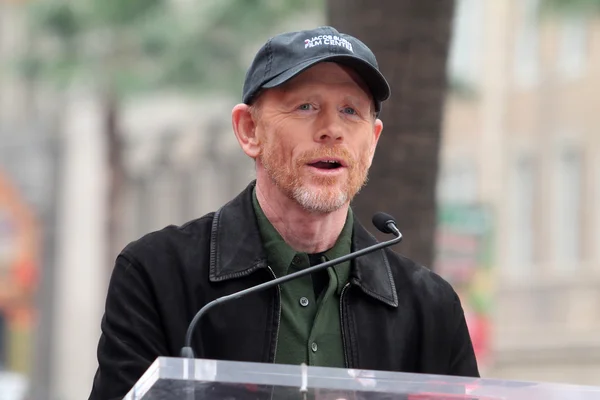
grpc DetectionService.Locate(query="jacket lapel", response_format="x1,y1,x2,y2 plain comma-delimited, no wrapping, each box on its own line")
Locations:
351,220,399,308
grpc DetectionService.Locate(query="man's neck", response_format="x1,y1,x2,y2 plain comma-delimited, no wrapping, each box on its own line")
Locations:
255,179,349,254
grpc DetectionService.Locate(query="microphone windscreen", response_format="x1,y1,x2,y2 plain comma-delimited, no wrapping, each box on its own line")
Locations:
372,212,397,234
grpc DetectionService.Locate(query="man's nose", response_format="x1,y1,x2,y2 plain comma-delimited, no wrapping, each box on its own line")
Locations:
314,110,344,144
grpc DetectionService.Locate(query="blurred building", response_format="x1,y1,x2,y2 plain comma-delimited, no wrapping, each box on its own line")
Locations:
439,0,600,385
2,0,600,399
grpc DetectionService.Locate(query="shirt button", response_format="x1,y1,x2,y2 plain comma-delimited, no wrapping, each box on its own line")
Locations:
299,297,309,307
311,342,318,352
293,256,302,264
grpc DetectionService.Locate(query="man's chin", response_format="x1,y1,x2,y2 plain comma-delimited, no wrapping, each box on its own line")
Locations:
291,186,349,214
297,200,347,215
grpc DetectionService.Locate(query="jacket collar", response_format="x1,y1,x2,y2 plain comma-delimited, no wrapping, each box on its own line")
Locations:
209,181,398,308
350,220,399,307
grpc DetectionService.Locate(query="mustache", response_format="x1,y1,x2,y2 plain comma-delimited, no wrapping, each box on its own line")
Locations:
296,146,356,168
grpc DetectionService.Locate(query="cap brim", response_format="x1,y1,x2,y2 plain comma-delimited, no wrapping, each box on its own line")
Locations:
261,55,390,105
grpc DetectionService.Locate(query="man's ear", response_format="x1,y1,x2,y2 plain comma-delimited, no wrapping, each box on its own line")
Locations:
368,118,383,165
232,104,261,158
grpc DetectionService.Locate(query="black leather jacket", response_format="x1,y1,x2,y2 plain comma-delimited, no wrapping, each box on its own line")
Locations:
89,181,479,400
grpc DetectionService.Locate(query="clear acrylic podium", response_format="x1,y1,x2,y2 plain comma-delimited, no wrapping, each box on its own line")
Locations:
124,357,600,399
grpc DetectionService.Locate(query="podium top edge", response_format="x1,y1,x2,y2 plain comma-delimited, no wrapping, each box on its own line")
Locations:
122,357,600,400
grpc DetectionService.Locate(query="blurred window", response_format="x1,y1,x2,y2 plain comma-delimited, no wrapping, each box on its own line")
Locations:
557,16,588,80
437,159,478,204
554,148,582,268
508,155,536,272
514,0,540,87
448,0,485,85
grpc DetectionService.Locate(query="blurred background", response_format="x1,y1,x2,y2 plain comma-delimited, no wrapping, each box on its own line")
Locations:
0,0,599,399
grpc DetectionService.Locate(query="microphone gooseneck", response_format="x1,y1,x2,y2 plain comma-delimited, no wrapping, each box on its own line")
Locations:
180,212,403,359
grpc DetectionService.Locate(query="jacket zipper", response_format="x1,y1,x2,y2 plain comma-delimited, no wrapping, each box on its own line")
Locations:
267,266,282,363
340,282,351,368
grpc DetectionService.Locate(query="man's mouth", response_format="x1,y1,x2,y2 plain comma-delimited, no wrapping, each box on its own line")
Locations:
308,160,344,170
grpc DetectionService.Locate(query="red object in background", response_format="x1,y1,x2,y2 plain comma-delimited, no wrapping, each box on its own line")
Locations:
464,309,490,368
13,258,38,290
244,383,259,392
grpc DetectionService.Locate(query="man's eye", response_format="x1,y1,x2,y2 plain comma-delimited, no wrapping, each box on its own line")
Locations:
298,104,312,111
343,107,357,115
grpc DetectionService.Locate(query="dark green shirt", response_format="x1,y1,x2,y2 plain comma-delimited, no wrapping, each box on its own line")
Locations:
252,189,352,367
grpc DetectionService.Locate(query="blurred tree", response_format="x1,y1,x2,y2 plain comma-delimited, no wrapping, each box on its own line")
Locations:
21,0,322,266
327,1,456,269
540,0,600,15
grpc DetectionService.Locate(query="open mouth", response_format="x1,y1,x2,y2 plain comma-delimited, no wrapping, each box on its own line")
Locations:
308,160,343,170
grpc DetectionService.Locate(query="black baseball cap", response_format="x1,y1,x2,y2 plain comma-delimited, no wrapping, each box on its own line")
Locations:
242,26,391,114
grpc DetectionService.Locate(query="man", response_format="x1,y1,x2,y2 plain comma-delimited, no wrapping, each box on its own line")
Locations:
89,26,479,400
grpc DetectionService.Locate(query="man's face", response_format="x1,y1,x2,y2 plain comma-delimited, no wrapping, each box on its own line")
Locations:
252,62,383,214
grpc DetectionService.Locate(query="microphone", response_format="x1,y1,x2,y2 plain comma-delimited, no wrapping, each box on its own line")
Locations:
372,212,399,235
180,212,403,358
